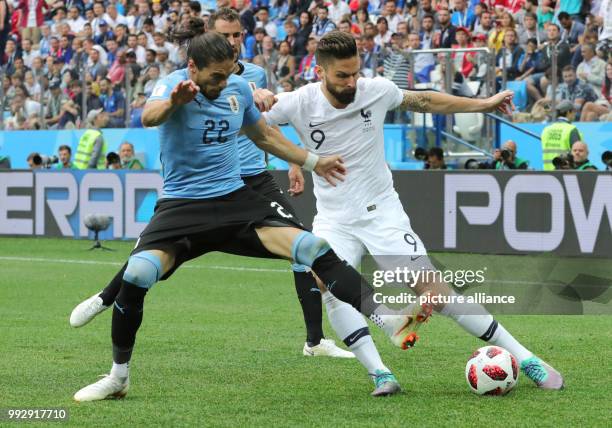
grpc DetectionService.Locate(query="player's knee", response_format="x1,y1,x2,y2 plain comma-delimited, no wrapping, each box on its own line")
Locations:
123,251,162,289
291,231,331,267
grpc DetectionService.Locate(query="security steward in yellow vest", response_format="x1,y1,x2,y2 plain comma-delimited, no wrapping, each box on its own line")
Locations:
74,109,109,170
541,100,583,171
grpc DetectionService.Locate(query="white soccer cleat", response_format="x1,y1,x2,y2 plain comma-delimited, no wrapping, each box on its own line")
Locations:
73,374,129,402
70,293,109,328
379,300,433,350
303,339,355,358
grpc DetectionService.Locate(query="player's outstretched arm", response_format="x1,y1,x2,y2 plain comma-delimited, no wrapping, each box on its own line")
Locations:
243,118,346,186
399,89,515,115
142,80,199,127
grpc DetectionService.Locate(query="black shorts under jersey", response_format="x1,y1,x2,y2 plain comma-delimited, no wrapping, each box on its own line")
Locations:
133,176,305,280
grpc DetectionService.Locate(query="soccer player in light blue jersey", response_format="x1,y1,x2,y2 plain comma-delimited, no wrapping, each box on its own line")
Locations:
73,28,417,402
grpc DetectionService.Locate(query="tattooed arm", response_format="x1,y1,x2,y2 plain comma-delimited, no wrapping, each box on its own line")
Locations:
399,89,515,115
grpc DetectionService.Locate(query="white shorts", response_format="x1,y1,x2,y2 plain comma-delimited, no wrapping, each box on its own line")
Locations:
312,194,431,271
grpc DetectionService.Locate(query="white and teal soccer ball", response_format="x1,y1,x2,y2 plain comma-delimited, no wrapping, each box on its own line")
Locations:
465,346,518,395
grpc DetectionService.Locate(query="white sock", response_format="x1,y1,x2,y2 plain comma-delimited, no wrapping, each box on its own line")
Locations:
322,291,389,375
110,362,129,380
440,298,533,363
488,324,533,363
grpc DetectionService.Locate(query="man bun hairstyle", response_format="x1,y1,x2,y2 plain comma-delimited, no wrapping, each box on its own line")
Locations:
209,7,240,29
316,31,358,67
171,16,206,46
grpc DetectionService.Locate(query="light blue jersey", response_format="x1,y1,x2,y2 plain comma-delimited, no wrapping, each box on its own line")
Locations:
236,61,268,177
148,68,261,199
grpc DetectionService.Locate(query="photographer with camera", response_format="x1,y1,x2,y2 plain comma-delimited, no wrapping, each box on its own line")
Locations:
54,145,74,169
540,100,583,171
552,141,598,170
493,140,529,170
602,151,612,171
415,147,448,170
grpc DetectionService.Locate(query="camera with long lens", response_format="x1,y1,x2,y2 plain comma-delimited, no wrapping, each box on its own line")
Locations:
413,147,428,161
500,149,512,161
552,152,574,170
602,151,612,169
464,158,491,169
33,154,59,168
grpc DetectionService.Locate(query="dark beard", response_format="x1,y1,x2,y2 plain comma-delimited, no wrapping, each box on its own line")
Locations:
326,81,356,105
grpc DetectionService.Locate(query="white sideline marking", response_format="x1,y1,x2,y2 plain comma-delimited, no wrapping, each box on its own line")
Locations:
0,255,548,285
0,256,289,273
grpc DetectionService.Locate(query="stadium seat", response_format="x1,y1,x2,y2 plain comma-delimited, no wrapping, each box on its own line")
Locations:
453,113,484,142
506,80,528,112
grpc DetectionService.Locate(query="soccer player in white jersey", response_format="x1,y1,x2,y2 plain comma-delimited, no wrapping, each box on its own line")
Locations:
263,31,564,390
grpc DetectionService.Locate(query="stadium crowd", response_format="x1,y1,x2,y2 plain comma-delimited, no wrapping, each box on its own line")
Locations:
0,0,610,170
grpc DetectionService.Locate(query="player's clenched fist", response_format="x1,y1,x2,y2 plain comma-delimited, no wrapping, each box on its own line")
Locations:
314,155,346,187
171,80,200,105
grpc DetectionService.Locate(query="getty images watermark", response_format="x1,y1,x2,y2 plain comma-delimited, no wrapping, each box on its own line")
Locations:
359,255,612,315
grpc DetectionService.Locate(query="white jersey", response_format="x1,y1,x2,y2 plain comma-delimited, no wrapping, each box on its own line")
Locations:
264,77,403,221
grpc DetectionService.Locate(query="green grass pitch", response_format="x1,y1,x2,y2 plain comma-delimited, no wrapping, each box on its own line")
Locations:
0,237,610,427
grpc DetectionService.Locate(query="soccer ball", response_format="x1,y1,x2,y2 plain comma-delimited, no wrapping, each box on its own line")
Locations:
465,346,518,395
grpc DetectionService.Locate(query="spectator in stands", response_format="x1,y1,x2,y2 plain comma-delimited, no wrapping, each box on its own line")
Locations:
73,108,108,169
558,12,585,47
107,49,127,86
67,5,86,34
151,0,167,32
0,0,10,63
492,140,529,169
16,0,48,44
407,32,435,83
98,77,126,128
581,62,612,121
577,44,607,93
255,6,277,40
141,64,161,97
114,24,129,48
473,10,494,37
119,142,144,169
152,32,178,65
94,20,115,45
451,0,475,29
496,28,523,81
374,17,391,48
433,8,456,48
253,35,278,76
275,40,296,90
127,34,146,66
3,39,19,75
380,0,402,33
104,2,128,31
516,38,540,81
24,70,42,102
425,147,447,170
540,100,582,170
129,92,146,128
312,5,336,39
570,141,598,170
488,11,515,53
452,27,476,78
518,12,546,47
45,79,68,129
526,24,571,104
361,35,382,77
295,11,313,61
20,38,37,69
354,8,370,35
297,37,318,83
328,0,351,25
55,144,74,169
552,65,599,118
87,45,109,82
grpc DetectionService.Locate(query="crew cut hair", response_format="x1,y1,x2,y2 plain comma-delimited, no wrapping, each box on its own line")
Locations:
209,7,240,29
315,31,358,67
